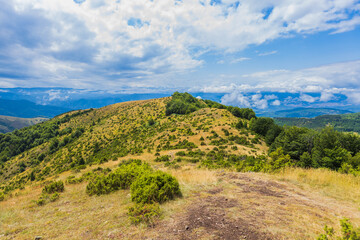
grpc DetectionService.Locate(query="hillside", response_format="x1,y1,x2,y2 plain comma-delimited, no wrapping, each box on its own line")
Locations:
259,107,352,118
0,115,48,133
0,99,71,118
1,95,360,239
275,112,360,133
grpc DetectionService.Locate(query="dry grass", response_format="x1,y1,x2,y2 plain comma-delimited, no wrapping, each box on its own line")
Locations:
270,167,360,206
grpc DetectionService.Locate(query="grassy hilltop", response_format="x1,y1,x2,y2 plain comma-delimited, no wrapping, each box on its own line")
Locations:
1,93,360,239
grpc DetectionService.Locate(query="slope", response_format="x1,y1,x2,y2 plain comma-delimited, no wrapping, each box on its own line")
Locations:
0,115,48,133
260,107,352,118
1,96,360,239
0,99,71,118
275,112,360,133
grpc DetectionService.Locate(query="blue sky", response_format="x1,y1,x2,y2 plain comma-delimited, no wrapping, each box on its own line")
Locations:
0,0,360,110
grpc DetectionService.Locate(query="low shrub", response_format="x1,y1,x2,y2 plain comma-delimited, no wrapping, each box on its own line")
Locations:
131,171,182,204
154,155,170,162
317,218,360,240
128,203,161,226
0,191,5,201
86,162,152,196
43,180,64,194
50,192,60,202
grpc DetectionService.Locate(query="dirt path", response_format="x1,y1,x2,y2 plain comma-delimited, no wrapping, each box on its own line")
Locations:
151,172,360,240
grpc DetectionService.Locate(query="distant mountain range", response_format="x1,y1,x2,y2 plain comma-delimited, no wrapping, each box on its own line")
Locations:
0,115,48,134
0,99,71,118
259,107,352,118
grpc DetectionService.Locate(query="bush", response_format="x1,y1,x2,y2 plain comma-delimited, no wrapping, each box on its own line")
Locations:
128,203,161,226
43,180,64,194
50,192,60,202
0,191,5,201
131,171,182,204
165,92,207,116
155,155,170,162
86,162,152,196
317,218,360,240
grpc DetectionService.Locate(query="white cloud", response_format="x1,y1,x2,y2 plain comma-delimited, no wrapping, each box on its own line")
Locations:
271,100,281,106
320,91,335,102
258,50,277,56
221,92,269,109
231,57,251,63
300,93,318,103
197,60,360,105
0,0,359,89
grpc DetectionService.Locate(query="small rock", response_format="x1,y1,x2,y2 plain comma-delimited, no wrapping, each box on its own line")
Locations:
185,225,190,230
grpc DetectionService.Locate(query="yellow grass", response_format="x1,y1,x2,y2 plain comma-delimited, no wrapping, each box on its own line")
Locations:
271,167,360,205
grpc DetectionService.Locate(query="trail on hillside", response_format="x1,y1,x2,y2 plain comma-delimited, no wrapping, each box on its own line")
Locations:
152,172,360,240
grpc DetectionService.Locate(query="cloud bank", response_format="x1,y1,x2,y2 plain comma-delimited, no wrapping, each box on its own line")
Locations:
0,0,359,89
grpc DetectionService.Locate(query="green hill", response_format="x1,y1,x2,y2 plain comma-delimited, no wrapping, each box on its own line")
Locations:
0,99,71,118
275,112,360,133
0,115,48,133
259,107,352,118
2,93,360,239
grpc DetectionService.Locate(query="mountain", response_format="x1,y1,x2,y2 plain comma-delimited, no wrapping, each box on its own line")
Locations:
1,94,360,239
0,99,72,118
0,115,48,133
259,107,352,118
275,112,360,133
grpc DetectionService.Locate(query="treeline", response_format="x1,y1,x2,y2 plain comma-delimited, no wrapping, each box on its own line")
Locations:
166,92,255,120
0,109,92,164
274,112,360,133
250,117,360,174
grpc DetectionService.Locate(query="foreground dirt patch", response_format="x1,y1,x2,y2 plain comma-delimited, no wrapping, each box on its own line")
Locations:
158,194,274,240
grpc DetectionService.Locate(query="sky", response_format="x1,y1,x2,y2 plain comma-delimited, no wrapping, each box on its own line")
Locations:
0,0,360,110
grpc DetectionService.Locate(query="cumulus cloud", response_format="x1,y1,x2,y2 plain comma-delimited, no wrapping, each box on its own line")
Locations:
271,100,281,106
197,60,360,103
221,92,270,109
0,0,359,89
300,94,318,103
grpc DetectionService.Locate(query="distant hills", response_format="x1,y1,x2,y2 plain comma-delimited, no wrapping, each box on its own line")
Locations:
259,107,352,118
0,115,48,133
275,112,360,133
0,99,71,118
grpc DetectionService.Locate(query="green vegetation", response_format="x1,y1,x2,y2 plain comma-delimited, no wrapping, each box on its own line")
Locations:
166,92,256,120
0,109,91,164
317,218,360,240
0,191,4,201
130,171,181,204
86,162,151,196
86,161,181,204
274,112,360,133
165,92,207,115
128,203,161,226
36,180,64,206
0,115,48,134
269,126,360,173
42,180,64,194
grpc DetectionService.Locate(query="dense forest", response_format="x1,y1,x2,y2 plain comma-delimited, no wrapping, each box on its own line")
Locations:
274,112,360,133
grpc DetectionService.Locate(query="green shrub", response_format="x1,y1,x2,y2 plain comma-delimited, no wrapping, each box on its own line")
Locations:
50,192,60,202
165,92,207,116
131,171,182,204
128,203,161,226
36,195,47,206
43,180,64,194
155,155,170,162
0,191,5,201
86,162,152,196
317,218,360,240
